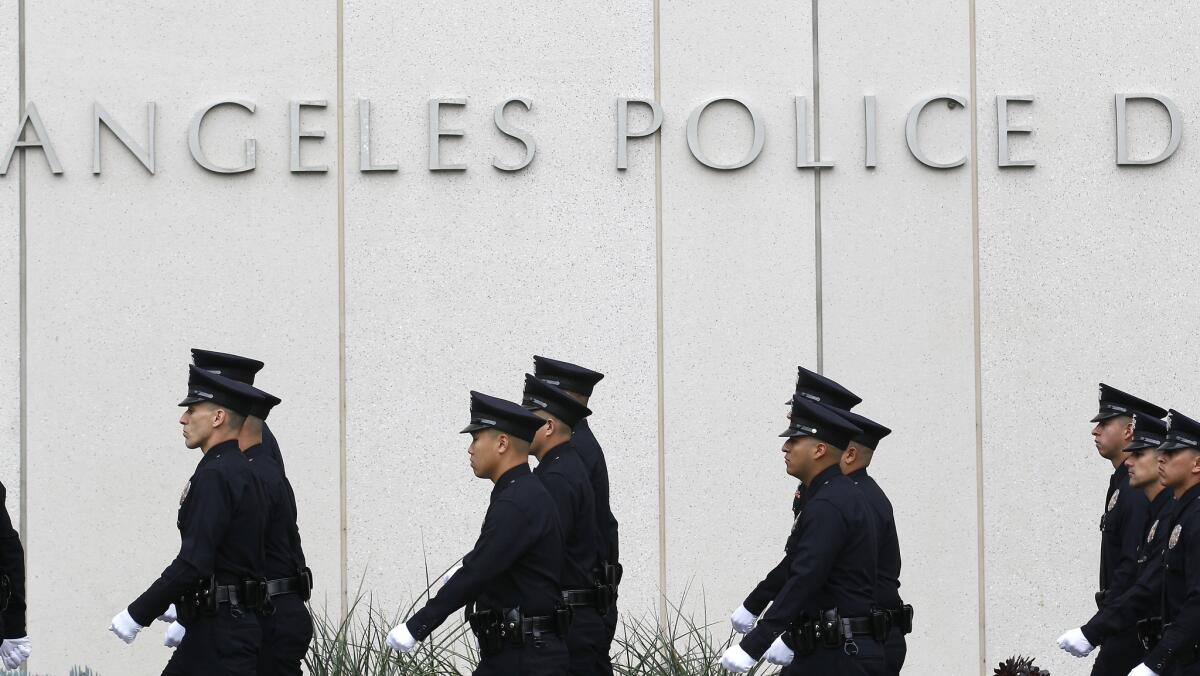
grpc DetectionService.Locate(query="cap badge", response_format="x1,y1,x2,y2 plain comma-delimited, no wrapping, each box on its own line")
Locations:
1167,413,1175,430
194,390,213,399
1148,520,1159,544
1107,490,1120,512
179,480,192,506
1170,524,1183,550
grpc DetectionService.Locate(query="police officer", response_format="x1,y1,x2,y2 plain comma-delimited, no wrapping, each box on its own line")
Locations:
1086,385,1167,676
108,366,268,676
1057,411,1171,663
1128,409,1200,676
835,408,911,676
184,349,314,675
720,397,884,675
0,478,29,670
523,374,607,674
730,366,863,636
387,391,568,675
534,355,620,668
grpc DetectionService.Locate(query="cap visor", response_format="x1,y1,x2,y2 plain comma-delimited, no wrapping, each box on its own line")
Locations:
779,428,814,438
460,422,492,434
1090,411,1120,423
1124,441,1157,452
178,395,206,407
1158,440,1196,452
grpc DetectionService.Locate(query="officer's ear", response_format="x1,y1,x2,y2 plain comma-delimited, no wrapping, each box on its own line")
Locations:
1124,420,1135,443
813,441,828,460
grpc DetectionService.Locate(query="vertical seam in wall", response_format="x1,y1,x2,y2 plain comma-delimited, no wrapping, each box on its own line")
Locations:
17,0,27,546
652,0,668,627
969,0,987,672
336,0,348,619
811,0,823,374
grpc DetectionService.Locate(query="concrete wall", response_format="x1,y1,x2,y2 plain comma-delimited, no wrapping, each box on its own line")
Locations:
1,1,1198,674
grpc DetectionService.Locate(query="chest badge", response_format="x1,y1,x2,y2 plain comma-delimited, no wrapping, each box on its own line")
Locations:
1108,490,1120,512
1148,520,1159,545
179,480,192,506
1170,524,1183,550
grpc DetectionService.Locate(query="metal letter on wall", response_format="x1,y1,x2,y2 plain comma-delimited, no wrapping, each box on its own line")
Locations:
1115,93,1182,166
93,102,156,174
1,102,64,175
188,100,257,174
687,98,765,171
290,100,329,173
864,95,878,168
795,96,833,170
428,98,467,171
905,94,967,169
359,99,398,172
493,97,536,172
996,95,1035,167
616,98,663,170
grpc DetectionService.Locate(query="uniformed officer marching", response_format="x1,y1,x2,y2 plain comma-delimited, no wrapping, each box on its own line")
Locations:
730,366,863,637
0,478,30,670
387,391,569,675
534,355,620,670
522,374,608,674
108,366,269,676
720,397,884,675
1058,410,1171,664
1086,385,1167,676
185,349,314,675
1127,409,1200,676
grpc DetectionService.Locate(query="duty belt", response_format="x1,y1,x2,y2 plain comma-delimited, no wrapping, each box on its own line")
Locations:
467,606,572,656
789,609,887,657
266,568,314,601
886,604,914,635
1139,619,1200,666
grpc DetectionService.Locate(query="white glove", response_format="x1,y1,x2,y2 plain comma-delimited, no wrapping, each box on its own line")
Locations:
718,644,758,673
441,564,463,589
0,636,31,670
164,621,187,648
730,605,757,634
1056,627,1095,657
386,622,418,653
158,604,178,623
764,634,794,665
109,608,144,645
1129,665,1160,676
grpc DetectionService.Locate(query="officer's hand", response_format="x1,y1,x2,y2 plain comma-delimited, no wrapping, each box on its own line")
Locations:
109,608,144,645
764,634,794,666
1128,665,1160,676
0,636,31,669
1056,627,1095,657
163,621,187,649
386,622,418,653
158,603,178,623
730,605,758,634
718,644,758,672
441,564,463,589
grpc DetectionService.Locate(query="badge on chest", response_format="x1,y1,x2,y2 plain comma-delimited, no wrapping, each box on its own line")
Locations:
1170,524,1183,550
1148,520,1159,545
179,480,192,506
1108,490,1120,513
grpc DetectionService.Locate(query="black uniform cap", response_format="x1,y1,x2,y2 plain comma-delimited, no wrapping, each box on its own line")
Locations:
1159,409,1200,452
461,390,546,443
1091,383,1167,423
250,391,282,421
834,408,892,450
191,348,265,386
780,398,864,450
533,356,605,397
1127,412,1168,452
787,366,863,411
179,365,262,418
522,374,592,428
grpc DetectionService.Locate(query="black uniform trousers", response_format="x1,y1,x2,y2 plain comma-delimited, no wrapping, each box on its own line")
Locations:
257,594,313,676
475,634,569,676
884,627,907,675
782,637,886,676
601,603,618,673
567,607,610,675
1091,627,1144,676
161,606,262,676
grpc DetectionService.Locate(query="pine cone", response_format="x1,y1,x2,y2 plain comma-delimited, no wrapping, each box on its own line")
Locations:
994,655,1050,676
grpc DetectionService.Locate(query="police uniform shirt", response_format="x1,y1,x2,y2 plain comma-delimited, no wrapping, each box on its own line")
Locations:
261,423,287,477
572,418,619,568
245,444,307,579
0,481,25,639
849,468,903,611
405,464,564,640
1100,464,1151,605
1145,483,1200,673
1082,489,1176,645
127,440,268,625
739,464,878,659
533,439,600,590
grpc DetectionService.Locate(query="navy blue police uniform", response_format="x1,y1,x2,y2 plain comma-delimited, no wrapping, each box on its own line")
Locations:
128,367,269,676
1079,412,1171,666
1090,385,1166,676
0,480,25,643
523,374,608,675
738,398,884,676
534,355,620,671
404,391,568,675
